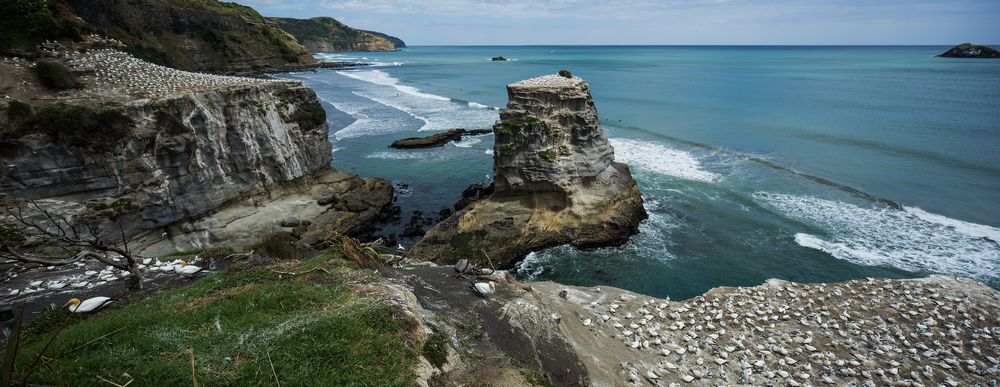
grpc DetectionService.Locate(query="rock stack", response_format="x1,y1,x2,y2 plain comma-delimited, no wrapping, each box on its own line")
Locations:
409,73,647,267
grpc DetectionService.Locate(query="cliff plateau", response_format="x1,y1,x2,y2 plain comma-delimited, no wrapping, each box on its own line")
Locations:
409,74,647,267
0,49,391,256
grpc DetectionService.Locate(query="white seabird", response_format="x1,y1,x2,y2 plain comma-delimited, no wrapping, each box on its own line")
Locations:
67,297,113,313
471,281,496,298
174,260,203,275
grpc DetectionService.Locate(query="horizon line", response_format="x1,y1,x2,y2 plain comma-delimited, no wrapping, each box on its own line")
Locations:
398,43,990,47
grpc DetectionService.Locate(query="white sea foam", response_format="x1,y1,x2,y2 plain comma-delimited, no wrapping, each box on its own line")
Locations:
515,251,547,279
337,70,450,101
904,206,1000,242
609,138,721,182
450,137,482,148
468,102,499,110
322,94,412,140
514,197,678,280
755,192,1000,282
336,70,498,133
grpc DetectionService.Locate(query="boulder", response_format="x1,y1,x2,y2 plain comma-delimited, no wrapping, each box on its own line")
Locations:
409,74,647,267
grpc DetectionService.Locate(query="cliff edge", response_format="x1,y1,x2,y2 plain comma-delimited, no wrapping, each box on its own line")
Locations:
0,48,392,256
409,74,647,267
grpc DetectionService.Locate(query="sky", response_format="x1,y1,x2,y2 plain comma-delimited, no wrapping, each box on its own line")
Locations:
240,0,1000,45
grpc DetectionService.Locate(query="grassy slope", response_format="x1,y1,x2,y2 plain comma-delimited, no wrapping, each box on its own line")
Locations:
0,0,88,56
15,249,417,386
62,0,312,72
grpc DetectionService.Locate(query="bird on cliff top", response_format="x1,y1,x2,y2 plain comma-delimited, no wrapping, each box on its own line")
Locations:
471,281,496,298
174,260,203,275
67,296,113,313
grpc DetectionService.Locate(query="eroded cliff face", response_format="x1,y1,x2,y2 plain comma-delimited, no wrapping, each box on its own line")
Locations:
0,81,390,256
409,74,647,267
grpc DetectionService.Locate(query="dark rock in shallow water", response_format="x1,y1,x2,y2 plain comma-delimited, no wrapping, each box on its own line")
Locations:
281,217,301,227
939,43,1000,58
492,56,507,61
389,128,492,149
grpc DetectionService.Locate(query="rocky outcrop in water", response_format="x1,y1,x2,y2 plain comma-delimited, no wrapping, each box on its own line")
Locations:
389,128,491,149
409,74,646,267
938,43,1000,58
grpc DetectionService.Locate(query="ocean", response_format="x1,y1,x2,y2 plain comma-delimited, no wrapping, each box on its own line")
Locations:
279,46,1000,300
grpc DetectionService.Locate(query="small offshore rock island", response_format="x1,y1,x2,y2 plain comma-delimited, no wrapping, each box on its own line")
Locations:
0,1,998,386
411,74,647,267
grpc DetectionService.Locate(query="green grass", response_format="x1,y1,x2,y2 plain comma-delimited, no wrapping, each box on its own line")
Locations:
15,250,417,386
421,331,448,369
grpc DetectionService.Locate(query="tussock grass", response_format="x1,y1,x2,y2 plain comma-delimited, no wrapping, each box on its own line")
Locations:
15,249,417,386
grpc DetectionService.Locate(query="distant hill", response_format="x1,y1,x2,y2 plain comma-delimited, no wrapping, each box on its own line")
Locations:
271,17,405,53
1,0,316,73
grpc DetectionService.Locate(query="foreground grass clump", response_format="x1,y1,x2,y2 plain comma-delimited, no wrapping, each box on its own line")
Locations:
15,249,417,386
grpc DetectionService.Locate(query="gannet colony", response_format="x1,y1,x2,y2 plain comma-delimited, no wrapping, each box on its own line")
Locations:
65,49,295,99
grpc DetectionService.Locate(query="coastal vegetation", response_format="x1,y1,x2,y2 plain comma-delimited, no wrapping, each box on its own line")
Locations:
272,17,405,53
9,247,419,386
23,103,133,151
289,103,328,131
0,0,86,56
31,60,77,90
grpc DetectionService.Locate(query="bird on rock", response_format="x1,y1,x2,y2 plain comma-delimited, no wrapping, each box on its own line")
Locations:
471,281,496,298
67,297,113,313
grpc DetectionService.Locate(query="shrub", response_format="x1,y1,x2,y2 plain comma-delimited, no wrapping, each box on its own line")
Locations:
252,233,311,260
421,331,448,368
290,103,327,130
558,69,572,78
31,60,77,90
6,99,32,122
26,103,134,151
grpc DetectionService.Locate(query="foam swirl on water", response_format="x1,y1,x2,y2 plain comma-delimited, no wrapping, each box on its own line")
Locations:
610,138,721,182
755,192,1000,283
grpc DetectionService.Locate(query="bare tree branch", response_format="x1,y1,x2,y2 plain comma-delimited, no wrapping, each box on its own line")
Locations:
0,196,144,290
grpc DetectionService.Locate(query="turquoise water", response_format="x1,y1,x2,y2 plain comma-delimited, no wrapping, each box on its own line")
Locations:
280,46,1000,299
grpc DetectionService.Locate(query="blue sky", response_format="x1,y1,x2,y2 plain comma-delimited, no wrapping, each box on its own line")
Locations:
242,0,1000,45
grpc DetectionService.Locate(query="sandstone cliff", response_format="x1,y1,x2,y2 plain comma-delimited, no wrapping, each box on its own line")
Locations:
409,74,647,267
271,17,405,53
0,50,391,256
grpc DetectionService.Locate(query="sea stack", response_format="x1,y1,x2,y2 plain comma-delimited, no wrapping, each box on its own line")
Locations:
410,73,647,267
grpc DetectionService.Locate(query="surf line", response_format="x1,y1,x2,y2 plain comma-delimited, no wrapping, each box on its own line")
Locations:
608,122,904,210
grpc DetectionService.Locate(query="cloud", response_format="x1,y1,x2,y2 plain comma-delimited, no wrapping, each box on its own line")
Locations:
237,0,1000,45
